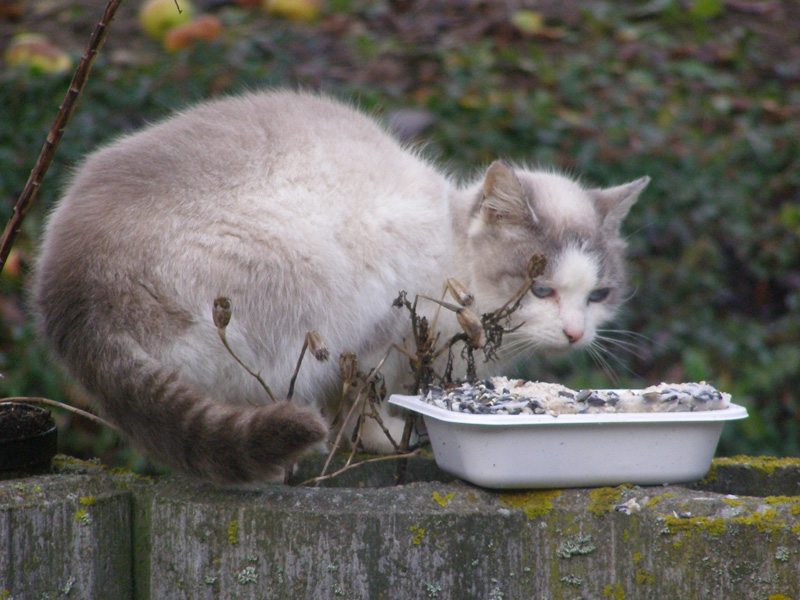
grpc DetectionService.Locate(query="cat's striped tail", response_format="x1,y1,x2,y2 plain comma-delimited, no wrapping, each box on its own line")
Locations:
40,327,328,484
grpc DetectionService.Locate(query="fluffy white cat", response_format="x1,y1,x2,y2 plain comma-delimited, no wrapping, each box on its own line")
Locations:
33,90,648,483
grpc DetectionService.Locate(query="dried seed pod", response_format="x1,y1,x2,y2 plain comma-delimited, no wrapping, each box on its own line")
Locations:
446,278,474,307
212,297,232,329
305,331,329,362
527,253,547,280
456,307,483,347
339,351,358,382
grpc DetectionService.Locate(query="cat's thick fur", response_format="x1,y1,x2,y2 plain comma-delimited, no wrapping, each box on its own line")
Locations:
33,90,648,484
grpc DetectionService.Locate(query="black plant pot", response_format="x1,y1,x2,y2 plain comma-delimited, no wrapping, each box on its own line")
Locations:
0,402,57,476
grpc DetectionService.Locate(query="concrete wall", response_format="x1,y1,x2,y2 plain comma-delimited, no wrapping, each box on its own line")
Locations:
2,455,800,599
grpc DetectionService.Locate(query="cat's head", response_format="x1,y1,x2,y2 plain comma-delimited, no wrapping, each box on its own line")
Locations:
466,161,648,353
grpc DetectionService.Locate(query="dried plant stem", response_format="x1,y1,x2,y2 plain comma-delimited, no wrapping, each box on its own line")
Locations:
297,449,422,487
493,279,533,320
318,389,364,481
432,332,468,361
286,338,308,401
0,0,124,274
346,404,368,462
0,397,119,432
362,401,400,452
216,328,277,403
287,331,329,401
392,411,419,485
316,348,393,483
428,285,448,334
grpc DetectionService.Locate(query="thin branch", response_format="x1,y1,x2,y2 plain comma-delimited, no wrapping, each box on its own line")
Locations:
392,411,417,485
0,0,125,274
316,347,394,483
297,449,423,487
286,338,308,401
362,398,400,452
287,331,329,401
216,328,277,403
0,397,119,432
318,387,364,481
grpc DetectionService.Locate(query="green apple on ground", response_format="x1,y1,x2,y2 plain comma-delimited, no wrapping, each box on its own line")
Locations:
139,0,196,40
264,0,322,21
4,33,72,74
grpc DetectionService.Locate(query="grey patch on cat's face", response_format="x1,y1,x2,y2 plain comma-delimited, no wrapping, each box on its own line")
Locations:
467,166,642,352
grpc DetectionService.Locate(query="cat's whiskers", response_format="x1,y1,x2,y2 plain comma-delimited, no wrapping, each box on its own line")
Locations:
596,328,652,351
496,333,545,362
586,328,651,383
593,335,641,355
586,343,620,383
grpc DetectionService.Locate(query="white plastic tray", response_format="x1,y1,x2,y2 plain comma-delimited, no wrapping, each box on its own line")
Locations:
389,394,748,489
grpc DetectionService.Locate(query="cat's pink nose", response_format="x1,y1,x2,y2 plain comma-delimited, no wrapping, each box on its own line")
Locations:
563,328,583,344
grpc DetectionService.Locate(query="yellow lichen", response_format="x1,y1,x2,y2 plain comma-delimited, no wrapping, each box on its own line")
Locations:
227,520,239,544
732,509,785,534
433,492,454,508
645,493,676,509
588,487,626,517
663,515,726,536
500,489,562,520
699,463,718,484
765,496,800,506
635,569,655,585
722,498,745,508
52,455,101,469
109,467,154,484
632,551,642,565
79,495,97,506
767,594,793,600
410,525,425,546
73,509,91,524
713,456,800,475
603,583,626,599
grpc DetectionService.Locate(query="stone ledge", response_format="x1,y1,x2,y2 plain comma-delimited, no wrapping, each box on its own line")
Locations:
2,456,799,600
0,457,142,599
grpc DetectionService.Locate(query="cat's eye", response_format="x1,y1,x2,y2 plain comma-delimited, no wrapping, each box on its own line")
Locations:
588,288,611,303
531,283,555,299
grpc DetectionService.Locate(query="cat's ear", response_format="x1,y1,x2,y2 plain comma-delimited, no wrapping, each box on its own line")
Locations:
480,161,537,225
590,176,650,232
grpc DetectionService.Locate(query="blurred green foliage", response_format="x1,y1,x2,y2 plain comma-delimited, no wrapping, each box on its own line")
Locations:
1,0,798,470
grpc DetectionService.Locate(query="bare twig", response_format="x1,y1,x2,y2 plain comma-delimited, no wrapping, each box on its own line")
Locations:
392,291,439,393
213,297,276,404
0,0,124,274
297,449,423,487
0,397,119,432
392,411,419,485
287,342,308,401
361,398,401,452
215,329,277,404
315,348,394,483
319,387,364,480
287,331,329,401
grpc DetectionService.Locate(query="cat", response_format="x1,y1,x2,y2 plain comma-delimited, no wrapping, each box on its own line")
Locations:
33,90,648,484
